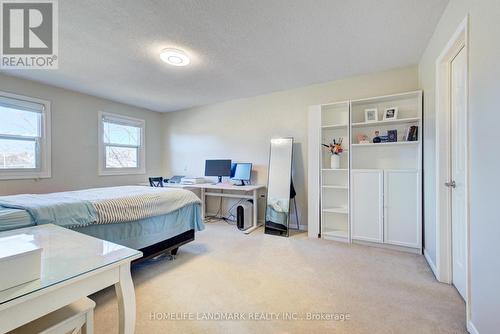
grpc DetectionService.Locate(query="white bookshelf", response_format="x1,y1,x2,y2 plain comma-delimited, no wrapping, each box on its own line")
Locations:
308,91,422,252
319,101,350,242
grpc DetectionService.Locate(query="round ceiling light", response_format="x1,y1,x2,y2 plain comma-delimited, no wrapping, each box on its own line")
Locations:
160,48,190,66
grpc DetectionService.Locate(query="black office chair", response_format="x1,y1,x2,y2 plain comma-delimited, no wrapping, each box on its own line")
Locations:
149,177,164,187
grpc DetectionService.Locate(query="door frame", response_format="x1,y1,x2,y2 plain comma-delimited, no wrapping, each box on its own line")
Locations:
434,15,470,321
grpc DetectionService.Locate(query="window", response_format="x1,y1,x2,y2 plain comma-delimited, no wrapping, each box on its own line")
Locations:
98,112,145,175
0,91,51,180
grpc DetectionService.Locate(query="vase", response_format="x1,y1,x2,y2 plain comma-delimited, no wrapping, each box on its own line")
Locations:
330,154,340,169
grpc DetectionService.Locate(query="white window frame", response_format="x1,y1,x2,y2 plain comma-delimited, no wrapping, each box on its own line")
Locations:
0,91,51,180
98,111,146,176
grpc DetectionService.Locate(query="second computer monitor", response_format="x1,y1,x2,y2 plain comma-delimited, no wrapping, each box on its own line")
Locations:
205,159,232,183
231,163,252,185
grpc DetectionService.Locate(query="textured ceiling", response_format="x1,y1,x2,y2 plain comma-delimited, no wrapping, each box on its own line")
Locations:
1,0,449,112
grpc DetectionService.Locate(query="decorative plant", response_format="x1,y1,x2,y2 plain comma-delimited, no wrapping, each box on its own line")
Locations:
322,138,344,155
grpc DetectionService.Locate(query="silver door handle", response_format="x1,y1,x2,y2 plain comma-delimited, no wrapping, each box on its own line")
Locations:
444,180,456,188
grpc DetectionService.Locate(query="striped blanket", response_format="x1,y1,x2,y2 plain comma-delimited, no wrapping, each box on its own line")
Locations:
89,186,201,225
0,186,201,228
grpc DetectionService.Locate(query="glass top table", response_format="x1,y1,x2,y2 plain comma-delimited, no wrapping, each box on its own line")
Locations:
0,224,142,305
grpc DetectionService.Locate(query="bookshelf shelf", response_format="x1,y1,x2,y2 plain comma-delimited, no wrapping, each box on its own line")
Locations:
322,185,348,189
321,123,348,129
322,168,348,171
322,207,348,214
351,141,419,147
322,230,348,241
351,117,420,128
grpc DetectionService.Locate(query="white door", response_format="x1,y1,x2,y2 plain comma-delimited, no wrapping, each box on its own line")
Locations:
450,46,467,300
351,170,383,243
384,170,420,248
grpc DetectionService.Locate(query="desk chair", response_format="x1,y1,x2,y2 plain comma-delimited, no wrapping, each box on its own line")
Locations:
149,177,164,187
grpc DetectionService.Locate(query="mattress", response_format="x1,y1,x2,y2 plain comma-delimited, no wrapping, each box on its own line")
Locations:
73,204,203,249
0,203,203,250
0,207,34,231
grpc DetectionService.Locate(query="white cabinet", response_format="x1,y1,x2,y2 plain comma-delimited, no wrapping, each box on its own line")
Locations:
351,169,421,248
351,170,383,243
384,170,421,248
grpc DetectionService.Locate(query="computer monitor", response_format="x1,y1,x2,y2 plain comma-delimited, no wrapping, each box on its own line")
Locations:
231,163,252,186
205,159,232,183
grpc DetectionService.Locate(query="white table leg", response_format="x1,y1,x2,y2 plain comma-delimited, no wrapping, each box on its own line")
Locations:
201,188,206,221
83,306,94,334
253,189,258,227
244,189,261,234
114,263,136,334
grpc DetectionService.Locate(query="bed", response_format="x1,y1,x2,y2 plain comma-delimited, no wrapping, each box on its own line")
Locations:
0,186,204,260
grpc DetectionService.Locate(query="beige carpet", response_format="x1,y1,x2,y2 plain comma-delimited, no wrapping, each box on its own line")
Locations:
91,221,466,334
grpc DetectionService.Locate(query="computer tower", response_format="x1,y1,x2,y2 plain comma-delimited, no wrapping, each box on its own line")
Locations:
236,200,253,230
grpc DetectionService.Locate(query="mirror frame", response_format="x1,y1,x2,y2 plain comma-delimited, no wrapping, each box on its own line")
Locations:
264,137,294,237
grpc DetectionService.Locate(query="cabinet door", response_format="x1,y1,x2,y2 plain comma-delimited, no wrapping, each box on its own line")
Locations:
384,170,420,248
351,170,383,243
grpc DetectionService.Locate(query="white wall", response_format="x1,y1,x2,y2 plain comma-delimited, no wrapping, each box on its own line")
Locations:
163,66,419,225
419,0,500,331
0,74,164,195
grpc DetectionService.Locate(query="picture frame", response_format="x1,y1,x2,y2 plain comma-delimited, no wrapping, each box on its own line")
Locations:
383,107,398,120
364,108,378,123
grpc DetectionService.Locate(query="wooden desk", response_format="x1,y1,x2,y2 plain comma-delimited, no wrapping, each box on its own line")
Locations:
0,224,142,334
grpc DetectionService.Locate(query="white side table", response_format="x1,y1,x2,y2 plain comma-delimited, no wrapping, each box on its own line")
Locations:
0,224,142,334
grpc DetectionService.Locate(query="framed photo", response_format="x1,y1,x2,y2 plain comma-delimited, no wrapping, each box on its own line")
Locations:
383,107,398,120
364,108,378,123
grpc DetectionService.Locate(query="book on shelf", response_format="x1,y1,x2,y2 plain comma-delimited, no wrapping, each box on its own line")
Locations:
387,129,397,142
403,126,419,142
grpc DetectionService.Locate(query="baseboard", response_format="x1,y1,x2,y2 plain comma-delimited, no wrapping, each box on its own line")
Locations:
423,248,438,279
467,320,479,334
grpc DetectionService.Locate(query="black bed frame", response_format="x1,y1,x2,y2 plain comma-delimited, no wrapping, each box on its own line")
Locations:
132,229,195,264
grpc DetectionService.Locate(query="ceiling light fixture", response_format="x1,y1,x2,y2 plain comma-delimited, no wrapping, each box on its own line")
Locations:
160,48,190,66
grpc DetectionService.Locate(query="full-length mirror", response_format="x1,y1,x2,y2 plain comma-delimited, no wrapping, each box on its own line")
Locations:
265,137,293,236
